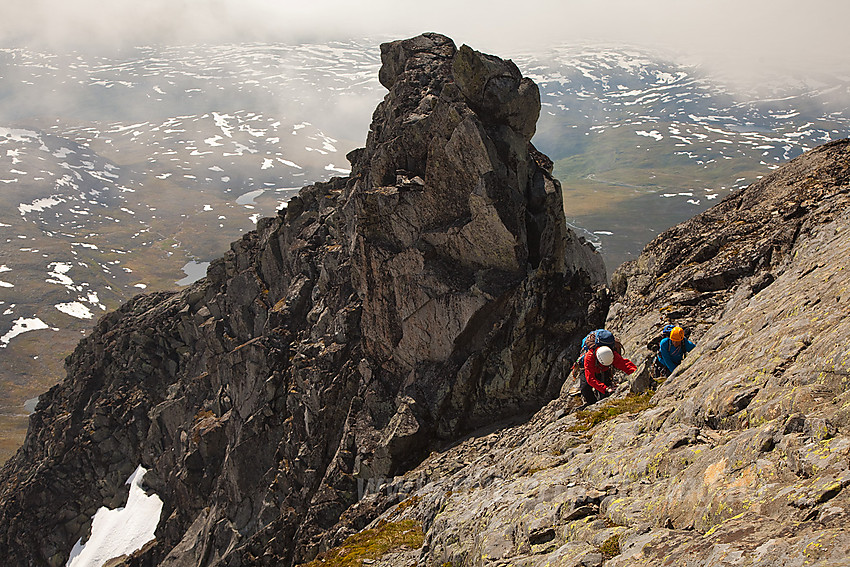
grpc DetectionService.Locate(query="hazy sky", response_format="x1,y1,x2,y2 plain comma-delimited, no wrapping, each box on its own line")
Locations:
2,0,849,78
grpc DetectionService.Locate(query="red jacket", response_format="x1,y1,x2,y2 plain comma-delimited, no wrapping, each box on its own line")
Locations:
583,348,637,393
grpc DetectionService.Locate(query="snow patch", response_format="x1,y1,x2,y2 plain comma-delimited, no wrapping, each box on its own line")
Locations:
0,127,40,142
278,159,302,169
19,196,65,215
636,130,663,141
86,291,105,310
1,317,50,347
324,164,351,175
212,112,234,138
66,466,163,567
47,262,76,288
56,302,94,319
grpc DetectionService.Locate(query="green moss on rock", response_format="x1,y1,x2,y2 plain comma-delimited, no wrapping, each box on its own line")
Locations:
570,392,655,433
302,519,424,567
599,533,621,559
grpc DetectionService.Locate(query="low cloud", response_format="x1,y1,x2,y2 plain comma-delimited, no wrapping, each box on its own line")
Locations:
2,0,848,79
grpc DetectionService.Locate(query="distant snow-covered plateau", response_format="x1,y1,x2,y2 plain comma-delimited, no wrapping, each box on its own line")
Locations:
0,39,847,462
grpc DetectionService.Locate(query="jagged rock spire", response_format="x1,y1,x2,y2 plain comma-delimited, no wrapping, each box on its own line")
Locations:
0,34,606,566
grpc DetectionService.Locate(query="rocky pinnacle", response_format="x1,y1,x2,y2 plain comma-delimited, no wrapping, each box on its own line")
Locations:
0,34,605,566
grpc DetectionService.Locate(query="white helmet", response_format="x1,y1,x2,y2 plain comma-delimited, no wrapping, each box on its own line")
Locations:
596,346,614,366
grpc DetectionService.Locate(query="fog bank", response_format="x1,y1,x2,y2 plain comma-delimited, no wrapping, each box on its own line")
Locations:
2,0,849,79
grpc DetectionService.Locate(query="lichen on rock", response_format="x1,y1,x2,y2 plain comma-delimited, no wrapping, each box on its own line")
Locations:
339,139,850,567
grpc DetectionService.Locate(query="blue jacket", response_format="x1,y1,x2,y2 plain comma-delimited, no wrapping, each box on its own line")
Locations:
658,337,696,372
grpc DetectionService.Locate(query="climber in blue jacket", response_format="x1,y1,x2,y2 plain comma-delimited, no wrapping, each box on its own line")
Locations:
657,326,695,376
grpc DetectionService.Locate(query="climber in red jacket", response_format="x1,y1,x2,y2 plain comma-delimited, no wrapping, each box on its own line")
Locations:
581,345,637,406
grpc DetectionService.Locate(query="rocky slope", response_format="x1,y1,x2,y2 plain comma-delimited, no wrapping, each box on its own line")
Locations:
0,34,606,566
339,139,850,566
4,31,850,567
609,139,850,354
4,38,849,465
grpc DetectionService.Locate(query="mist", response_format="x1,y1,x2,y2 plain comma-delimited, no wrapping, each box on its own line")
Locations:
3,0,849,80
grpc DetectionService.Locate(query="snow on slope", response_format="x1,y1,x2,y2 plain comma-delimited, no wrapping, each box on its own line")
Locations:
518,44,849,170
66,466,163,567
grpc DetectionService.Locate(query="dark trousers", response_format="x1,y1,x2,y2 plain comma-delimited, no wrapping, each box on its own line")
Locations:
654,358,671,379
580,371,613,406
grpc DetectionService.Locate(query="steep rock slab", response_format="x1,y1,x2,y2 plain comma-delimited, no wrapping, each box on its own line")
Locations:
0,34,604,567
600,140,850,565
608,139,850,357
324,140,850,567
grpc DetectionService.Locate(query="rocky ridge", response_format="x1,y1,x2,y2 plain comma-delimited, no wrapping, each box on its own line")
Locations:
0,34,605,566
3,31,849,567
342,139,850,566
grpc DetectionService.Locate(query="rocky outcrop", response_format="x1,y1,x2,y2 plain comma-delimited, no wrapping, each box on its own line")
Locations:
325,140,850,566
0,34,605,566
608,139,850,357
8,31,846,567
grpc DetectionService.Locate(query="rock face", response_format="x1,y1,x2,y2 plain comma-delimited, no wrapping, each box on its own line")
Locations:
330,139,850,567
608,139,850,358
0,34,605,566
8,33,846,567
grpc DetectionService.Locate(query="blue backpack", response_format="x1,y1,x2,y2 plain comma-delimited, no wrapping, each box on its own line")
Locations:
581,329,616,352
571,329,622,378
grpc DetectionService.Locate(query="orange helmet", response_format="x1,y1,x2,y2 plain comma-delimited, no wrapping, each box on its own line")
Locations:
670,326,685,342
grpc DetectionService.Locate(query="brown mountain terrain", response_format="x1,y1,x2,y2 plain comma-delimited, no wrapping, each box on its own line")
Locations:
1,33,850,567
